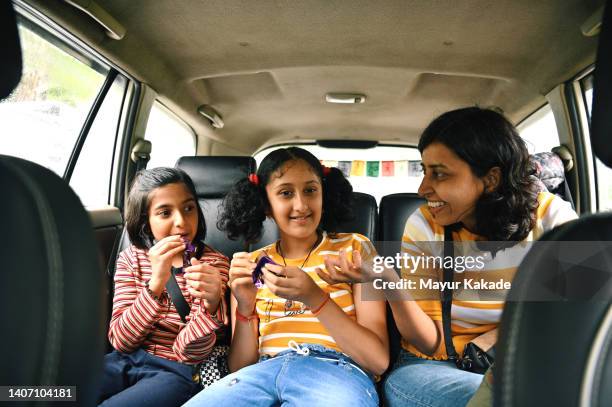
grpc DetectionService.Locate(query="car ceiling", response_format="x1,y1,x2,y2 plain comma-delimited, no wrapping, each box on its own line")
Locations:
22,0,605,155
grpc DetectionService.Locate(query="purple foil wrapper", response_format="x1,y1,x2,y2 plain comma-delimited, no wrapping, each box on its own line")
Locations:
181,237,197,269
252,255,277,288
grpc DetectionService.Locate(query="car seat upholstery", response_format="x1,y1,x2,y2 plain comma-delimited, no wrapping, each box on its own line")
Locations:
0,155,106,405
253,191,379,248
531,150,575,207
496,4,612,405
175,155,256,259
377,193,426,365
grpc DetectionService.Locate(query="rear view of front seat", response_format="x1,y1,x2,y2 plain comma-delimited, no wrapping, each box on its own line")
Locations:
0,3,105,404
495,4,612,406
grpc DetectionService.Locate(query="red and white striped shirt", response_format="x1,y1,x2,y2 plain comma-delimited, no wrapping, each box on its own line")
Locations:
108,244,229,365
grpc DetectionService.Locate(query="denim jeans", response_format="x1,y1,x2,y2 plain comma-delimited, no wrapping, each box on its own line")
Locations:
383,349,483,407
99,349,200,407
183,343,378,407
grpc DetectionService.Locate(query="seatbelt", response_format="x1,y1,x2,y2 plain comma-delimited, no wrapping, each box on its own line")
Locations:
131,139,152,172
441,226,460,363
165,267,190,323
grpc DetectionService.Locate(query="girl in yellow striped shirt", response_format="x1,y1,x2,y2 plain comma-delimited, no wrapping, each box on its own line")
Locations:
184,147,388,407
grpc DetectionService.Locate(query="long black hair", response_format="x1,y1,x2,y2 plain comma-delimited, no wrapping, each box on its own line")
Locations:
125,167,206,250
218,147,354,244
418,107,539,248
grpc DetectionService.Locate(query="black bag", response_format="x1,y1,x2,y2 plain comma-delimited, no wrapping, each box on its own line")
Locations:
441,227,495,375
166,267,230,388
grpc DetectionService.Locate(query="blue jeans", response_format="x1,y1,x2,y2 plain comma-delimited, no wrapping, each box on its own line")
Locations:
99,349,200,407
383,349,483,407
183,343,378,407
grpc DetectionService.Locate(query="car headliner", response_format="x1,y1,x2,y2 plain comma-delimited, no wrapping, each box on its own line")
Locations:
22,0,604,154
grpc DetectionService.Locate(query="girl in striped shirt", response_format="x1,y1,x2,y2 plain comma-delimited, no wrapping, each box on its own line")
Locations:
184,147,388,407
99,168,229,406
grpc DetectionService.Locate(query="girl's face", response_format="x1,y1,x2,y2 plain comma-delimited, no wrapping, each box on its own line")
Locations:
265,159,323,242
147,182,199,242
418,142,487,230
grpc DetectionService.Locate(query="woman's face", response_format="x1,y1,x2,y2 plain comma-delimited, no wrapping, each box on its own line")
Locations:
265,159,323,242
418,142,486,230
147,182,199,242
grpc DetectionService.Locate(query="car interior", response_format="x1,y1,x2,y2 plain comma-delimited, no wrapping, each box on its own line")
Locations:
1,0,611,406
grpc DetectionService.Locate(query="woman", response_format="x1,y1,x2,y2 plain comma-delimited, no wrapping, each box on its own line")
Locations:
322,107,577,406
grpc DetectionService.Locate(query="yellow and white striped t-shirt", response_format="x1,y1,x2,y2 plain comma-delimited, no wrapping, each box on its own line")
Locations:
251,232,376,355
400,192,577,360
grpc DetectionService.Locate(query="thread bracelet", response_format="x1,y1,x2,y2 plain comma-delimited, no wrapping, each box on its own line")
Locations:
310,294,331,316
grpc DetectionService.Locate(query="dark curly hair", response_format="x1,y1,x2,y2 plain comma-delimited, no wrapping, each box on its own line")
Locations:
125,167,206,251
218,147,354,244
418,107,539,252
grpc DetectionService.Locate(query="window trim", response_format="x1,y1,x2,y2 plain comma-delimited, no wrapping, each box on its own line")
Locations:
63,69,118,181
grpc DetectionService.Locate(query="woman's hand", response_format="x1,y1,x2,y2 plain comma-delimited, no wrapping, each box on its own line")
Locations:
229,252,258,315
315,249,376,285
262,264,326,308
184,258,224,314
148,235,186,296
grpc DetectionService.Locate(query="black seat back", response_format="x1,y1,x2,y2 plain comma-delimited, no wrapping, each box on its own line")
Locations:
0,156,106,405
176,156,256,258
496,4,612,406
378,193,426,365
254,191,378,248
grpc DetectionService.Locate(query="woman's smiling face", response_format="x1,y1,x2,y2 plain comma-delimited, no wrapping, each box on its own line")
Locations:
418,142,486,230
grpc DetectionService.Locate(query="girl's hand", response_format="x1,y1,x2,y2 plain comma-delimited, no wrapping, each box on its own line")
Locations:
315,249,374,285
184,258,224,314
148,235,186,295
262,264,326,308
229,252,258,315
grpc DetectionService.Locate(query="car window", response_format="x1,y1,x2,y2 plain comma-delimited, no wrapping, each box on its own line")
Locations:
144,101,196,168
517,104,561,154
254,144,422,203
0,17,108,176
69,75,129,207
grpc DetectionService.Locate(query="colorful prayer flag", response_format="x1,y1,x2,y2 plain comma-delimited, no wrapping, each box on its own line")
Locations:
351,160,366,176
382,161,394,176
366,161,380,177
395,160,408,176
408,160,423,177
337,161,352,178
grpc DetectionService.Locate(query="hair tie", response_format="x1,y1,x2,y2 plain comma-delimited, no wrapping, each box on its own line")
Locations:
322,166,331,176
248,173,259,186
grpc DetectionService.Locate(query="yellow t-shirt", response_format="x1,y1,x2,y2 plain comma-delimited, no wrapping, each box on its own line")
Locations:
400,192,577,360
251,231,376,355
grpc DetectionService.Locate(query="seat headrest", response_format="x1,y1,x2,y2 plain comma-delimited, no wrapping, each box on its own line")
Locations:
531,152,565,191
0,1,22,99
176,156,256,198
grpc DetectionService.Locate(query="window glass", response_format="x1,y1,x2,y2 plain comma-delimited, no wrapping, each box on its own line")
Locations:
70,75,128,207
582,75,612,211
517,104,561,154
254,144,422,204
0,19,107,176
144,102,196,168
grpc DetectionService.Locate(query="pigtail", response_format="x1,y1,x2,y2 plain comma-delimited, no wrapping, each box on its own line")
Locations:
217,178,267,244
321,166,355,232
